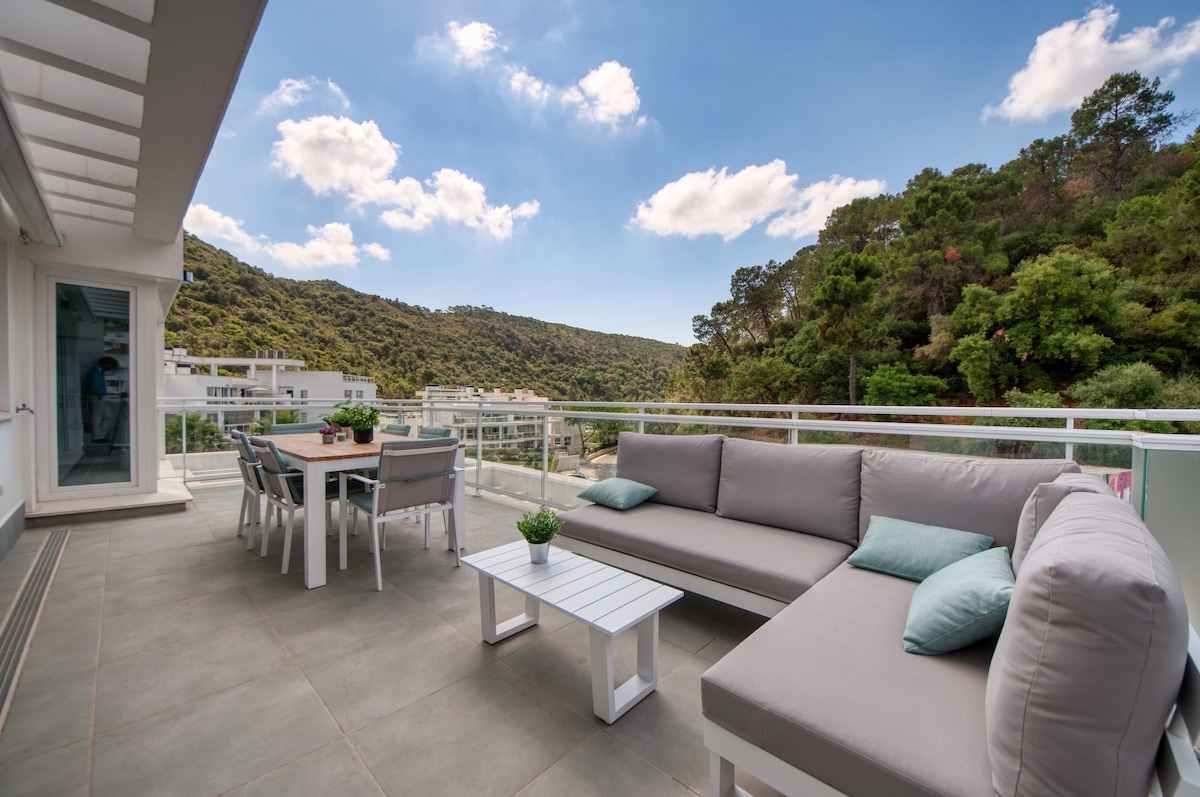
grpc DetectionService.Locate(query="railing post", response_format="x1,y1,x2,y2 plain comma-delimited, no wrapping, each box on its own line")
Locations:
180,404,188,482
790,411,799,445
637,403,645,435
1065,417,1074,462
541,416,549,500
475,403,483,495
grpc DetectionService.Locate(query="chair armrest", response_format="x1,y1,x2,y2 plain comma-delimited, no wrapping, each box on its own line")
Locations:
346,473,377,487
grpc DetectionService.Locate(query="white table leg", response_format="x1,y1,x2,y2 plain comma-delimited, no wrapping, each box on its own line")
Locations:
589,612,661,724
338,472,348,571
303,461,327,589
478,571,539,644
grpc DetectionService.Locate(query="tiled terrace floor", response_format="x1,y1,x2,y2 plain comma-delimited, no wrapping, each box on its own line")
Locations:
0,483,782,796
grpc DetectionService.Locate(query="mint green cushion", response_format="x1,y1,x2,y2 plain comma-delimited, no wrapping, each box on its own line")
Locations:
578,478,658,510
849,515,994,581
904,547,1015,655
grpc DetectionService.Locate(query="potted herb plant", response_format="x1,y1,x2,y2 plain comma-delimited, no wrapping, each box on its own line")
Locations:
516,506,564,564
323,400,380,443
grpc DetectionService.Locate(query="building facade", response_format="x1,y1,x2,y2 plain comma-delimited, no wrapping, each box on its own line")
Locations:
414,385,580,453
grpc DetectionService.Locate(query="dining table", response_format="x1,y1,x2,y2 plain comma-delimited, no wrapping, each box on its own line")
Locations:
257,432,467,588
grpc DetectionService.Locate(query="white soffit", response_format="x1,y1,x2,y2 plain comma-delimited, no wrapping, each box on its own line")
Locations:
0,0,266,243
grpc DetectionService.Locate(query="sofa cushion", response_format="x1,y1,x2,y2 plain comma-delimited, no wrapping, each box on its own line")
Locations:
576,477,657,510
559,502,852,604
616,432,724,512
986,492,1189,797
904,547,1014,655
702,563,994,797
1011,472,1113,575
716,440,862,545
849,516,993,581
858,449,1080,550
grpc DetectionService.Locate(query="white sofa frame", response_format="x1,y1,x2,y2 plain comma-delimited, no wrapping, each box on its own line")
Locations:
704,628,1200,797
554,536,788,618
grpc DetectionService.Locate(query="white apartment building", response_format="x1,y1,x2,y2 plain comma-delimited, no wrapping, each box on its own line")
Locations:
164,348,376,431
414,385,579,453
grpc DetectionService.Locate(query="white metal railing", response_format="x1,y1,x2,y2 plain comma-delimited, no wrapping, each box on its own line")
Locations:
157,396,1200,508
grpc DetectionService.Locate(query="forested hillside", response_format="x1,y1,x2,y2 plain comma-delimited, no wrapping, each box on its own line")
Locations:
168,235,683,400
674,72,1200,414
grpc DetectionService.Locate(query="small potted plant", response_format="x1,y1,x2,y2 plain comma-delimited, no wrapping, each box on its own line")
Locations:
516,506,564,564
325,400,380,443
318,426,337,444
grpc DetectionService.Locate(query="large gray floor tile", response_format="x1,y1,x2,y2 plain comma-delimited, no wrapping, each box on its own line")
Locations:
36,584,103,632
91,668,341,796
99,587,264,662
434,588,576,657
302,610,494,732
103,542,231,585
269,586,422,661
18,619,99,686
101,559,244,617
107,524,216,560
659,593,748,654
0,667,95,770
0,740,89,797
225,739,383,797
351,662,594,797
515,732,694,797
48,560,107,595
96,619,294,731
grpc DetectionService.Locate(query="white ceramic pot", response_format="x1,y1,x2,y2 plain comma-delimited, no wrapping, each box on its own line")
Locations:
528,542,550,564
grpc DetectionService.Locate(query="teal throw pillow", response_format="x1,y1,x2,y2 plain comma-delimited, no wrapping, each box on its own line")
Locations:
903,547,1015,655
578,478,657,510
849,515,994,582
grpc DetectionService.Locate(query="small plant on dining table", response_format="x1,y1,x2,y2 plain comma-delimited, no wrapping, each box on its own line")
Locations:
516,506,564,544
318,426,338,436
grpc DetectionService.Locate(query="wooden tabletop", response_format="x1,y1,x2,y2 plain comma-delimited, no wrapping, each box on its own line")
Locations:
257,432,416,462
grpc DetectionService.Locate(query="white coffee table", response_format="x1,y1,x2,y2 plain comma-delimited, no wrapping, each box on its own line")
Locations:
461,540,684,723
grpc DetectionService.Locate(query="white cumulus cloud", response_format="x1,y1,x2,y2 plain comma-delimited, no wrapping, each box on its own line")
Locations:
767,176,889,239
361,242,391,261
562,61,645,127
984,5,1200,122
259,76,353,114
273,115,538,239
508,67,550,105
183,204,263,251
448,21,502,68
265,223,361,269
632,161,884,241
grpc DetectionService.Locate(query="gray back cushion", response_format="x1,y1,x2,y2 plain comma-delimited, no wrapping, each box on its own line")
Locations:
716,439,862,545
986,492,1188,796
1011,472,1113,575
858,449,1080,549
617,432,724,512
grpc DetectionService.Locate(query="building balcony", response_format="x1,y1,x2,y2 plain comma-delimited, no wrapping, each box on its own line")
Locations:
0,483,768,795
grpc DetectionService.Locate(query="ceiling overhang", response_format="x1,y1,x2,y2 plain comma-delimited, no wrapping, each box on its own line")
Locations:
0,0,267,245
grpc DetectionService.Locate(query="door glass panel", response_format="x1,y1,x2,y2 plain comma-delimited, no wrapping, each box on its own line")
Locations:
56,283,131,486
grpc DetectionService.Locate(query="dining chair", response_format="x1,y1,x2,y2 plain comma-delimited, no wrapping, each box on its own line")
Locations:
417,426,453,438
345,438,461,591
249,437,361,574
230,430,266,550
382,423,411,436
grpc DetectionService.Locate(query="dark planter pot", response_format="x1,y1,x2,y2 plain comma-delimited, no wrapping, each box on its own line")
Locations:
353,427,374,444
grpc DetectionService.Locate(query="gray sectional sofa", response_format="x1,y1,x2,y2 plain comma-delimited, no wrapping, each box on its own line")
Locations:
557,432,1199,797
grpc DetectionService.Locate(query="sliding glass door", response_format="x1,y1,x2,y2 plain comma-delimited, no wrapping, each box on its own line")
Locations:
54,282,132,487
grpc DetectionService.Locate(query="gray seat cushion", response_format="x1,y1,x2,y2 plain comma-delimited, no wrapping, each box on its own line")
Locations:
617,432,724,512
716,440,862,546
559,503,852,604
702,563,994,797
858,449,1080,550
986,492,1189,797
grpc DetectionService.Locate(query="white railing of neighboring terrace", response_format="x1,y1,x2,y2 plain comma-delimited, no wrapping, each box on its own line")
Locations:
157,396,1200,508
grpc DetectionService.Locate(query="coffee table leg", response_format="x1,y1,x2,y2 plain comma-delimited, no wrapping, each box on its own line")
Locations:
589,612,660,724
478,571,539,644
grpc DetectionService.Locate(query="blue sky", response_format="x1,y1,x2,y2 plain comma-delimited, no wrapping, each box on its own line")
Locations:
186,1,1200,346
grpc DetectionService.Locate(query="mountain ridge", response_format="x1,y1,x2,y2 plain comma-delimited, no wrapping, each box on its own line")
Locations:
168,234,685,400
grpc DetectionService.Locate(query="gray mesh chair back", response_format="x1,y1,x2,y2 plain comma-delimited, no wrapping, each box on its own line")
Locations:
417,426,453,439
375,439,457,515
383,423,411,436
248,436,310,574
231,430,264,549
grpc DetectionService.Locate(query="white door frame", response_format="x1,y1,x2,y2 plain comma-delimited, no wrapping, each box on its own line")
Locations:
34,265,158,500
